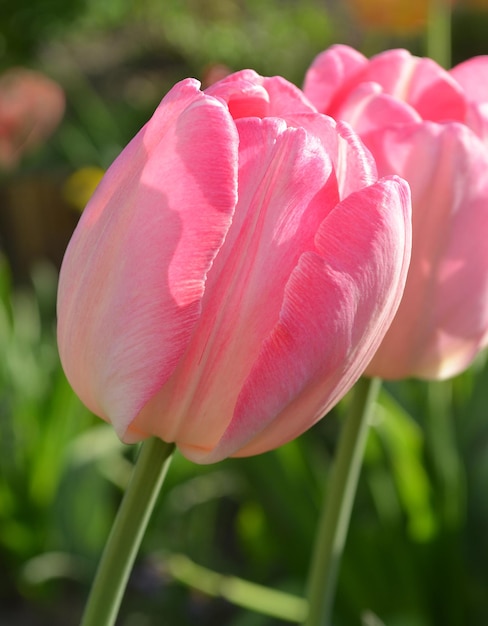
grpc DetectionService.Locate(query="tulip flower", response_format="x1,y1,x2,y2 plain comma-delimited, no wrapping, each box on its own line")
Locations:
304,46,488,380
57,70,411,463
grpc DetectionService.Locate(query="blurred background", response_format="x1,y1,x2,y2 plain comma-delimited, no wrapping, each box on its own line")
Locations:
2,1,488,625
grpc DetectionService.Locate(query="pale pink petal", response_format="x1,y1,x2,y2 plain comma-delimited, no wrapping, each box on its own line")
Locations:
365,122,488,379
276,112,378,195
128,116,343,453
303,44,368,117
338,82,422,135
360,49,466,122
450,57,488,143
463,102,488,148
205,69,271,118
334,120,378,196
450,56,488,104
206,69,316,119
259,75,318,116
201,176,411,462
57,79,238,437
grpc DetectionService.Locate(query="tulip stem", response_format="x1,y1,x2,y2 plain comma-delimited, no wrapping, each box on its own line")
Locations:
426,0,451,68
80,437,175,626
304,376,381,626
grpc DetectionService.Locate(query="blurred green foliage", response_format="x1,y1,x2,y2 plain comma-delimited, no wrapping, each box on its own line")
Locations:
0,0,334,180
0,0,87,65
1,0,332,80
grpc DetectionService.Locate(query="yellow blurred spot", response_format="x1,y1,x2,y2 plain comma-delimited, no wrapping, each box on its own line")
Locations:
63,166,105,211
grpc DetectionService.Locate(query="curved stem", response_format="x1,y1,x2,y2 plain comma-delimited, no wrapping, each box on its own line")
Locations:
80,438,175,626
166,553,308,623
304,377,381,626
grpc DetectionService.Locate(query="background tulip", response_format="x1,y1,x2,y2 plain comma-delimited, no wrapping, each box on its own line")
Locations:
304,45,488,380
57,70,411,463
0,68,65,170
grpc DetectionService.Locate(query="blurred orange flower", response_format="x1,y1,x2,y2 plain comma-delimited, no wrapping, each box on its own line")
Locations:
462,0,488,9
347,0,454,34
0,68,65,171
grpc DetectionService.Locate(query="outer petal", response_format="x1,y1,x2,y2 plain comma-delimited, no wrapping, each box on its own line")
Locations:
272,113,378,196
206,69,317,119
303,44,368,117
128,116,344,455
304,46,466,124
334,120,378,197
204,176,411,462
358,49,466,123
450,56,488,145
450,56,488,104
57,79,238,437
365,122,488,379
337,82,422,135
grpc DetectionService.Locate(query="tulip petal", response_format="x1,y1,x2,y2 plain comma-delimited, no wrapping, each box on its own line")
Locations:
57,79,238,436
358,49,466,123
128,116,346,453
450,57,488,144
450,56,488,104
206,69,317,119
271,112,378,196
202,176,411,462
334,120,378,196
305,46,467,124
303,44,368,117
338,82,422,135
365,122,488,378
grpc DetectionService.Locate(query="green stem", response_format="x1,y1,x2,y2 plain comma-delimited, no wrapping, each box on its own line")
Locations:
426,0,452,68
80,437,175,626
427,380,464,529
304,377,381,626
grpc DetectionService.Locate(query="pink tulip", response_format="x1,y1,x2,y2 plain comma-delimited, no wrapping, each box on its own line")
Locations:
304,46,488,380
57,70,411,463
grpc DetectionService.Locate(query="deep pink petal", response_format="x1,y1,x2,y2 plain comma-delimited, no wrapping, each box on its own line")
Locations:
365,122,488,378
57,79,238,437
202,176,411,462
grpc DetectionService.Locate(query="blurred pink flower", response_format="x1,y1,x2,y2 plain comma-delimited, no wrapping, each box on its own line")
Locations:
0,68,65,170
304,45,488,380
57,70,411,463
